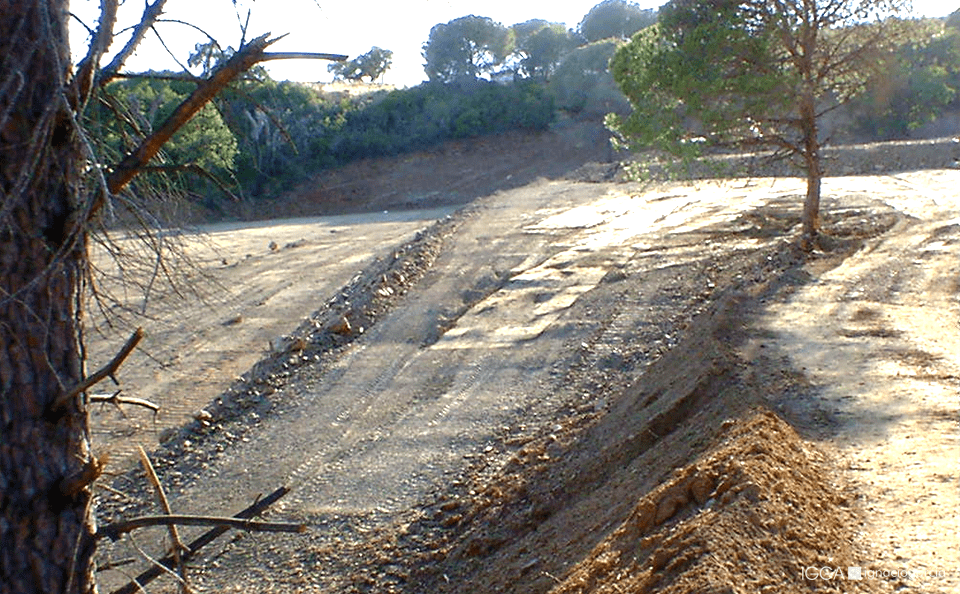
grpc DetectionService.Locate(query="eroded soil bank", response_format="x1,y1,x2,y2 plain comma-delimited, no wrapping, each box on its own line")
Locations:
90,127,958,593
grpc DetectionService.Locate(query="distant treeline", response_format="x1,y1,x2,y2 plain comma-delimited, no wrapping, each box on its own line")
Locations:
90,67,611,208
86,3,960,213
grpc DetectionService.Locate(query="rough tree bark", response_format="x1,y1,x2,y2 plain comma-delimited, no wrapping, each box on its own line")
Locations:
1,3,342,592
0,1,97,592
799,87,823,250
796,12,823,250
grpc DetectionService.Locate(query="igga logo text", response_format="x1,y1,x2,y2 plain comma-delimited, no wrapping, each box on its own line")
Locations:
802,566,860,581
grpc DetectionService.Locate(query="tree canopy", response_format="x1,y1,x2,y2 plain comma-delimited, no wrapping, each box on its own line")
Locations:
850,18,960,140
328,46,394,83
422,15,514,82
608,0,911,247
578,0,657,42
550,39,629,115
510,20,578,80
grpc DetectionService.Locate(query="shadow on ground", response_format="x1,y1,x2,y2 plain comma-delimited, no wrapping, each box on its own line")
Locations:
383,203,903,594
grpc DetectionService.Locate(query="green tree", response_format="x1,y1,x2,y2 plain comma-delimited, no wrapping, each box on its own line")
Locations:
550,39,629,116
511,20,577,80
608,0,910,248
578,0,657,42
327,57,362,80
329,46,394,82
357,47,393,82
851,19,960,139
422,15,514,82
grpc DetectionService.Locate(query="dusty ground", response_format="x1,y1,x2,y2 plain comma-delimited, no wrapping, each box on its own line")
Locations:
89,125,959,594
86,207,456,462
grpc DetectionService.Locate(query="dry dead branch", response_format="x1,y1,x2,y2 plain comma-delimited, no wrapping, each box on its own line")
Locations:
90,391,160,415
137,446,189,590
54,327,144,411
98,514,306,541
97,0,169,87
108,486,292,594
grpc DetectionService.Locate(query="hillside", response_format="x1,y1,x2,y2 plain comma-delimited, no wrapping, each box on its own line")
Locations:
89,127,959,594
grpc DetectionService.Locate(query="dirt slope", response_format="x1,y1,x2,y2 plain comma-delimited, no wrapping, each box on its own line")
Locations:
91,128,959,594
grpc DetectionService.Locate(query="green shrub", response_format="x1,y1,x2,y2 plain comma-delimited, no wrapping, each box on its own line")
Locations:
92,75,556,208
331,80,554,161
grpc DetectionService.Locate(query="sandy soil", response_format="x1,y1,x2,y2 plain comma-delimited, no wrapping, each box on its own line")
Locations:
86,208,455,463
89,126,959,594
758,172,960,593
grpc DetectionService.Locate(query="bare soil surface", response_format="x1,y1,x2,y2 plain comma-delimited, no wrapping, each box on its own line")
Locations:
86,207,456,463
89,125,959,594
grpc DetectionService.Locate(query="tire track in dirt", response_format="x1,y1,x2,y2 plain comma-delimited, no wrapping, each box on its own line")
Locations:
97,177,768,591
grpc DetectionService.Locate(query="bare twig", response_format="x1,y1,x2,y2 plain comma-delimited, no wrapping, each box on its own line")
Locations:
137,446,189,591
128,532,189,591
542,571,563,584
94,481,136,501
53,327,144,411
98,514,306,541
90,391,160,414
97,557,138,571
108,71,199,82
59,454,109,498
109,486,291,594
74,0,119,104
98,0,168,86
137,163,240,202
259,51,348,63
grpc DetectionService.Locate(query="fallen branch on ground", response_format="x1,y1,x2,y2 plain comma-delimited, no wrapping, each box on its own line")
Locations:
108,486,292,594
90,391,160,414
97,514,306,542
137,446,189,589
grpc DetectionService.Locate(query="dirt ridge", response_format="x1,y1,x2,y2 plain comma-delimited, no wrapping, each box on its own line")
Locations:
550,409,865,594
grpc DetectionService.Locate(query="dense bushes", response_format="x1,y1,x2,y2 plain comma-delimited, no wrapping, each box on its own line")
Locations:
221,80,357,197
332,80,554,160
218,79,553,200
95,77,554,206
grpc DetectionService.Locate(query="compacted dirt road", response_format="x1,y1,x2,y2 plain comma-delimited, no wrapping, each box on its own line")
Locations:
87,207,455,462
90,130,958,594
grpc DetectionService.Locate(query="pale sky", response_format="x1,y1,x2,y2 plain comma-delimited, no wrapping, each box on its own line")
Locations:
70,0,956,87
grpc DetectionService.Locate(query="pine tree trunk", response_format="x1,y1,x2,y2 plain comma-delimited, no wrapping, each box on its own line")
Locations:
799,83,822,251
802,157,822,249
0,2,97,592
